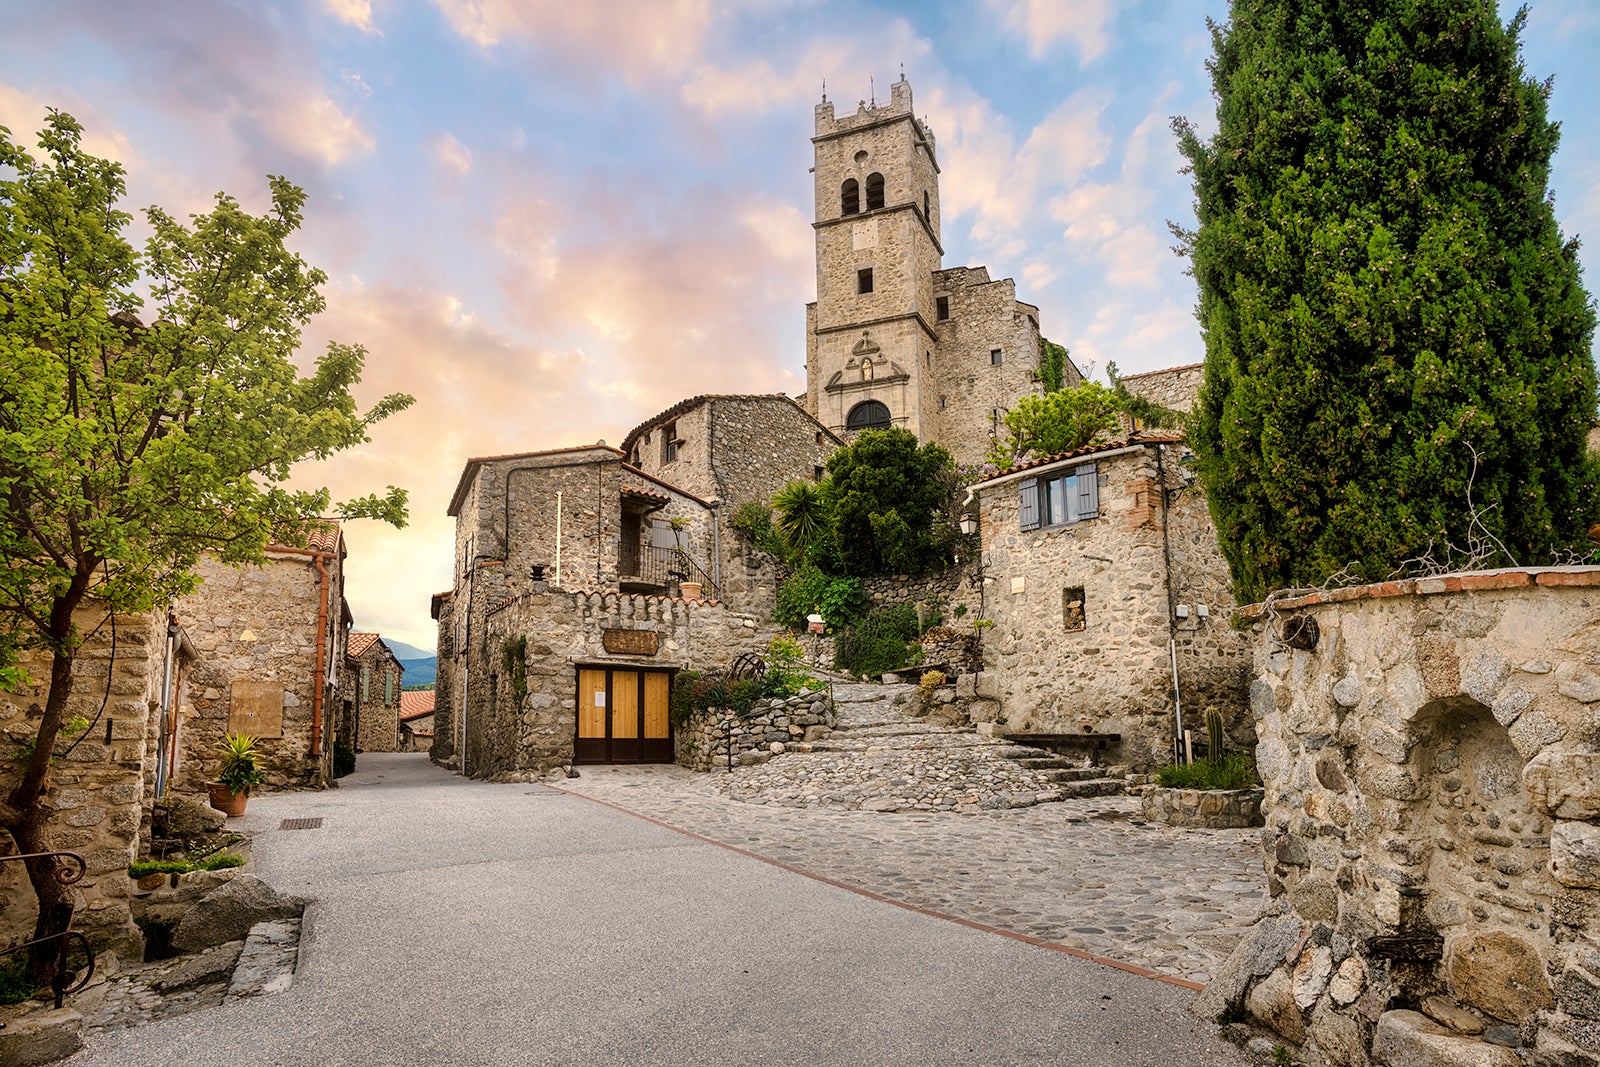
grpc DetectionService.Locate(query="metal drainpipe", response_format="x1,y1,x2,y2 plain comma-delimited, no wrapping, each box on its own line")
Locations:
155,620,178,798
1155,443,1184,761
311,554,331,760
710,499,722,593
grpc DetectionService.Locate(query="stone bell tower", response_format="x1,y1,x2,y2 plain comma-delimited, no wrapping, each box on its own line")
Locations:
804,74,944,444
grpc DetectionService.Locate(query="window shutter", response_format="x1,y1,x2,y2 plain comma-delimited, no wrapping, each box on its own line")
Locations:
384,673,394,707
1078,464,1098,519
1019,478,1040,531
361,666,369,704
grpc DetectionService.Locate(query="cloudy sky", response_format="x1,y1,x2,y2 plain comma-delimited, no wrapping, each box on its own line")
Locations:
4,0,1597,651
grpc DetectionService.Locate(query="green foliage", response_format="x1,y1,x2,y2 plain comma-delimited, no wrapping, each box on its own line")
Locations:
835,604,928,677
1107,361,1187,431
501,635,528,707
0,953,38,1005
1038,337,1072,393
216,734,266,795
1154,752,1260,790
765,634,822,695
333,738,356,778
10,713,87,764
987,382,1124,468
728,501,786,559
918,670,946,697
827,428,956,576
0,113,413,946
127,852,244,878
1177,3,1600,601
774,565,862,631
772,479,835,561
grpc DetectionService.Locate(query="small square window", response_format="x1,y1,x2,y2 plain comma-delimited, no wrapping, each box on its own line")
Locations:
661,421,679,464
814,466,825,481
1063,587,1086,632
857,268,874,294
935,296,949,320
990,348,1003,365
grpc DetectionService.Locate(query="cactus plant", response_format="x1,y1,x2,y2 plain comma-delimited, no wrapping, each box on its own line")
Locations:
1205,706,1225,767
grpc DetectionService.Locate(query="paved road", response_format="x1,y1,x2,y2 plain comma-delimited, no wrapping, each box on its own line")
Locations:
69,754,1250,1067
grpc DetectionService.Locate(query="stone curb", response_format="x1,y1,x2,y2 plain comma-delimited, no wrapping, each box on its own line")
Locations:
1238,566,1600,618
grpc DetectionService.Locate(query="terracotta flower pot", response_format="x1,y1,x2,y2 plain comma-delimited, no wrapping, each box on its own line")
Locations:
680,581,703,601
207,781,248,817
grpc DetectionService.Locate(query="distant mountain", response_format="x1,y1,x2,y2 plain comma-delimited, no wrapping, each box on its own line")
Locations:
379,639,436,688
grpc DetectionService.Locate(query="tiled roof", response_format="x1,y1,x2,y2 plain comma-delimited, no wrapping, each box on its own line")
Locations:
618,463,712,509
267,519,343,555
400,691,435,719
621,485,672,505
618,394,843,458
971,431,1187,486
448,443,622,516
347,632,382,658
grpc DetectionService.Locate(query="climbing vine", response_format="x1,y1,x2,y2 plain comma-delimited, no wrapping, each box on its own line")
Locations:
500,634,528,707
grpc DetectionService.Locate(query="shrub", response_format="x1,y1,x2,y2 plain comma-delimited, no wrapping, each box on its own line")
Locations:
1154,752,1260,791
333,738,356,778
0,953,36,1005
729,501,786,559
128,852,245,879
775,564,862,632
826,428,956,576
835,605,926,677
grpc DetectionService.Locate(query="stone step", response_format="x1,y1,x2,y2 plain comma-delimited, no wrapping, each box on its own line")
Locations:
1056,778,1126,799
829,683,919,704
1010,755,1085,770
1034,767,1112,784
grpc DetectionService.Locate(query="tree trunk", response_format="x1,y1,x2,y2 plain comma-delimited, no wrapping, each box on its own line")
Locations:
2,593,83,988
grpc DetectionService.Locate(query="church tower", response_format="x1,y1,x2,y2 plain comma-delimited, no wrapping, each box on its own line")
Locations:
805,75,1069,465
805,75,944,444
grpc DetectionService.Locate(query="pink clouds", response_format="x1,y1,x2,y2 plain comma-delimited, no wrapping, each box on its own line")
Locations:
989,0,1117,65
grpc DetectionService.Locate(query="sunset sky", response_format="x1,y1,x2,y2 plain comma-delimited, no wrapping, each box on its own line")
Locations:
3,0,1597,651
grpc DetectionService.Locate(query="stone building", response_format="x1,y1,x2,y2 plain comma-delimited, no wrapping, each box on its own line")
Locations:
1200,569,1600,1067
803,75,1081,465
0,523,351,959
341,632,403,752
967,431,1252,769
399,690,434,752
435,444,777,775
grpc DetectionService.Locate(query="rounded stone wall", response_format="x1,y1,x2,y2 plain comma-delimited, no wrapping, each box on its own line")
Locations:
1194,569,1600,1067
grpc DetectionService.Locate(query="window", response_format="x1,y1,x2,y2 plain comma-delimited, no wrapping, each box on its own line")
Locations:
841,178,860,216
360,665,370,704
384,671,394,707
661,421,679,463
846,400,891,431
923,190,930,218
935,296,949,321
938,395,947,410
857,267,874,294
924,350,931,369
1018,463,1099,531
865,172,885,211
991,348,1003,365
814,465,825,481
1063,587,1086,631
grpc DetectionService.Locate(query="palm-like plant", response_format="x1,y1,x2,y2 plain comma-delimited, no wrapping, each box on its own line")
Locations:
772,479,834,561
217,733,267,795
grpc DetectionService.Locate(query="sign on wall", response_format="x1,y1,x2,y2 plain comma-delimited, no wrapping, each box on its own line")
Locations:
229,680,285,738
602,628,660,656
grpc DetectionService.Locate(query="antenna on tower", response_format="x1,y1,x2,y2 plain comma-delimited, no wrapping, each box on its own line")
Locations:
900,61,905,79
821,78,827,102
869,76,875,107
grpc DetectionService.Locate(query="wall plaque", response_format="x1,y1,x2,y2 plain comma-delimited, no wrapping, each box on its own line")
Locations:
602,628,660,656
229,680,285,738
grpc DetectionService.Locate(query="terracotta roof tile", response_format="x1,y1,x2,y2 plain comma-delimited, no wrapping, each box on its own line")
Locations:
347,632,382,658
267,519,343,555
400,691,435,719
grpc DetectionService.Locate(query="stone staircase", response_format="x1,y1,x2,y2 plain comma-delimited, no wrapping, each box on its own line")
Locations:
713,680,1124,813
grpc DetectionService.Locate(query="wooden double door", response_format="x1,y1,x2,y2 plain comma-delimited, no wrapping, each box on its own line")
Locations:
575,667,673,763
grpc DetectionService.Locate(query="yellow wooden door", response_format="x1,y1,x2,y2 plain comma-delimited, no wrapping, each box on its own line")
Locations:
612,671,640,739
643,672,670,740
578,669,607,739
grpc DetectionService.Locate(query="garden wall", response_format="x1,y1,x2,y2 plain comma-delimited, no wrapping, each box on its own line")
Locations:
1197,568,1600,1067
675,691,835,772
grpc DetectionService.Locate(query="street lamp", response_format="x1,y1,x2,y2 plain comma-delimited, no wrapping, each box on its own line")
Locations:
958,513,978,537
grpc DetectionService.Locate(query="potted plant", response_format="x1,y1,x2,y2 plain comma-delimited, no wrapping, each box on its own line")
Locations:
207,733,267,817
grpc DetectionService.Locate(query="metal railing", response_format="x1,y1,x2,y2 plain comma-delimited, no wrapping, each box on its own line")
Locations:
0,850,95,1009
616,541,720,600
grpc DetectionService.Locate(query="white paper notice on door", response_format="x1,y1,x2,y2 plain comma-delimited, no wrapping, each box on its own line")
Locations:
595,692,606,707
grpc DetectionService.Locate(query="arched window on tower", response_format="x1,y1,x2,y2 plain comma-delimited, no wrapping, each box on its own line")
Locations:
841,179,860,216
846,400,891,431
865,173,885,211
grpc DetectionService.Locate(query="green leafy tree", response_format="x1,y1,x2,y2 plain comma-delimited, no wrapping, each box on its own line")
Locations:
987,381,1124,467
1177,2,1599,601
0,113,413,983
826,428,954,575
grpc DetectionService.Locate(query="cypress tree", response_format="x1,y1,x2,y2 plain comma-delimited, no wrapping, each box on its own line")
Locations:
1177,1,1599,601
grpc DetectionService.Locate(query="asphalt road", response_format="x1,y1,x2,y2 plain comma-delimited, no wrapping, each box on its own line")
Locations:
68,754,1250,1067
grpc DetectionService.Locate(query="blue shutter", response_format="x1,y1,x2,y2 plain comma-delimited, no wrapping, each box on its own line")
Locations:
1077,463,1098,519
1019,478,1040,531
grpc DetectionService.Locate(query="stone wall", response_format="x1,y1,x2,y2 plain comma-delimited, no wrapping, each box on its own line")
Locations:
467,586,779,778
1120,363,1203,414
858,565,977,618
675,691,835,772
1201,569,1600,1067
346,639,402,753
0,608,165,957
1140,787,1264,829
171,549,341,792
972,439,1251,769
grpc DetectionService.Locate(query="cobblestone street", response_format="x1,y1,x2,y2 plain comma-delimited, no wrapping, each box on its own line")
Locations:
558,763,1268,987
